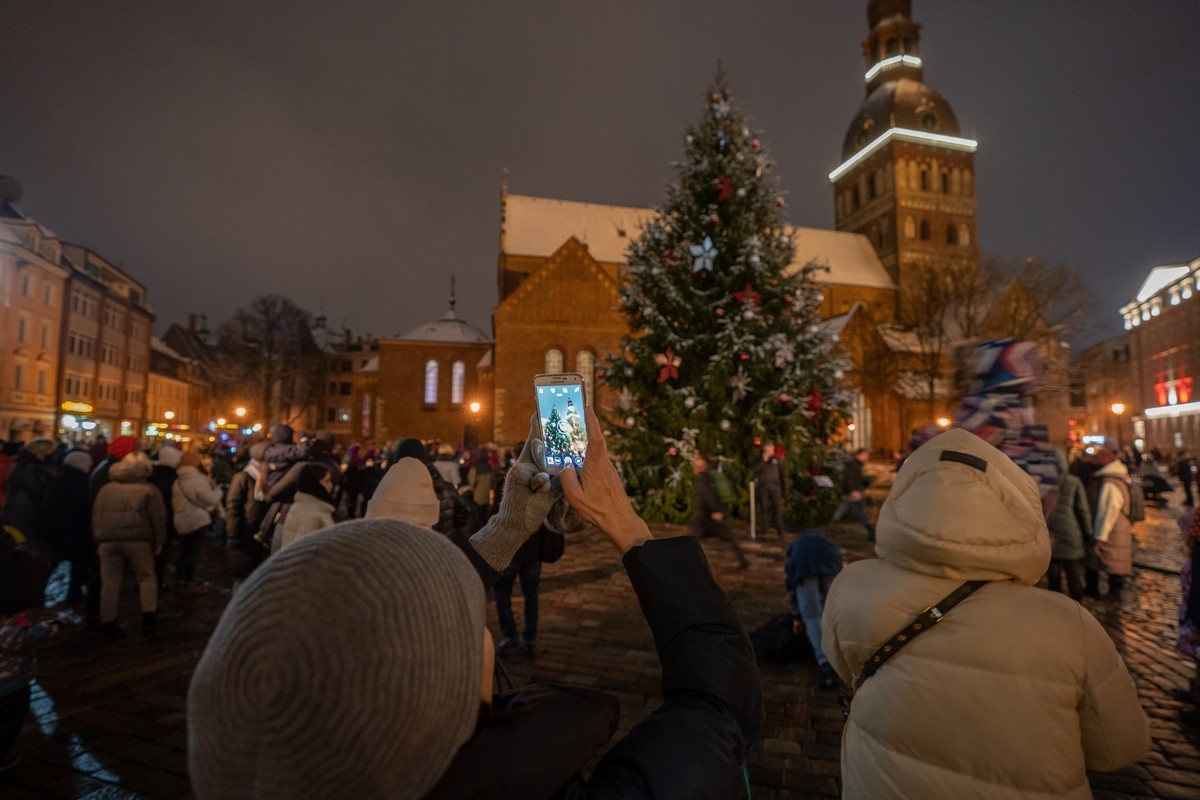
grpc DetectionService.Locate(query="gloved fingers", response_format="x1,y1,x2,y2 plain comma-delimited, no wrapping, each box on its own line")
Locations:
520,413,547,472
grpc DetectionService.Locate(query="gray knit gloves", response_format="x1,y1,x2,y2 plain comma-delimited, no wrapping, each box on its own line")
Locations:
468,418,555,571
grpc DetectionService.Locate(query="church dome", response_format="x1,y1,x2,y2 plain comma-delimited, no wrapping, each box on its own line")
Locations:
399,306,491,344
841,77,961,160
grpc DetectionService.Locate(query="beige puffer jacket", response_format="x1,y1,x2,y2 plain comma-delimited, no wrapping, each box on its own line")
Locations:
822,429,1149,800
173,464,223,535
92,452,168,550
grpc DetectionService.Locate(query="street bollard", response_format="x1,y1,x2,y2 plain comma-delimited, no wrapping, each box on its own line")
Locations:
749,479,756,541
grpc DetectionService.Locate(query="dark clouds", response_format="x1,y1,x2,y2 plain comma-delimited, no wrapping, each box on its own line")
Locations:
1,1,1196,346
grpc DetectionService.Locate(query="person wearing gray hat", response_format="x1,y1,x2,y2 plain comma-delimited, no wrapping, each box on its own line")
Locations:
189,411,763,799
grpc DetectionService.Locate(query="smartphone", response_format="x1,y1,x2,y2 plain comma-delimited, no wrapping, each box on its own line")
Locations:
534,372,589,474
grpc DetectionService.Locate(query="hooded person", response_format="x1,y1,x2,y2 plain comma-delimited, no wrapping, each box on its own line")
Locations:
365,456,440,528
822,428,1149,800
4,438,59,547
394,436,468,533
88,434,138,501
91,451,167,639
1090,448,1134,602
45,450,96,607
149,445,183,590
189,411,764,800
277,463,337,552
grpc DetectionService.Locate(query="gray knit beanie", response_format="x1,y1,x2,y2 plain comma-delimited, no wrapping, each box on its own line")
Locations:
188,518,485,799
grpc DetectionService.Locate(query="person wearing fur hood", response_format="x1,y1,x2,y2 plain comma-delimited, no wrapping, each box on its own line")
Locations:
1090,449,1134,602
173,452,223,593
92,451,167,639
822,429,1149,800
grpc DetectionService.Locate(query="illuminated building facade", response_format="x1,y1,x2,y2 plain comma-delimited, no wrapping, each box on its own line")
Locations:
831,0,980,322
1120,258,1200,453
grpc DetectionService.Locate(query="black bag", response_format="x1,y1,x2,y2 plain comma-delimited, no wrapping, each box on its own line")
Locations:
750,613,812,664
540,528,565,564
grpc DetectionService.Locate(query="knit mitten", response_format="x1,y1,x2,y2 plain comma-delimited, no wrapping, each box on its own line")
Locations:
469,420,554,571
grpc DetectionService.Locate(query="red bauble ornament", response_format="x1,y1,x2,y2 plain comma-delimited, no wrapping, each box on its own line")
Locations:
752,139,761,150
780,394,790,403
716,176,734,202
709,214,719,224
662,250,676,267
716,309,725,318
739,353,750,361
784,295,792,304
807,388,825,415
667,447,678,457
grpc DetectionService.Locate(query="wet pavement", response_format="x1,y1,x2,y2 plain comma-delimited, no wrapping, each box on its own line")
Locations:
4,471,1200,799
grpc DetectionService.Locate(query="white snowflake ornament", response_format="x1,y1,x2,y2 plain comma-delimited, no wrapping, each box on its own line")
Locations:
690,236,717,273
730,370,751,401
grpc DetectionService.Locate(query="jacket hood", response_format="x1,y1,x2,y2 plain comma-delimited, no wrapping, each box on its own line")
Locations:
876,428,1050,584
155,446,183,469
366,458,440,526
1095,459,1130,480
110,452,153,482
269,424,295,444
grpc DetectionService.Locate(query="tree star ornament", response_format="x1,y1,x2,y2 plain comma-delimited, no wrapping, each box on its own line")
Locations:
690,236,716,273
654,346,682,383
730,370,751,401
716,176,734,203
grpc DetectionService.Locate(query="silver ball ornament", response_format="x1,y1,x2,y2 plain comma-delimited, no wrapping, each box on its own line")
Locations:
720,419,731,431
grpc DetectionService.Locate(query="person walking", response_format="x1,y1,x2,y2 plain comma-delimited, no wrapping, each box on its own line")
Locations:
1091,449,1134,603
493,523,549,657
689,453,749,570
224,442,266,549
45,451,95,607
1045,450,1092,601
172,451,222,594
91,451,167,639
4,438,58,551
1178,450,1196,507
822,429,1149,799
832,448,875,541
752,442,786,537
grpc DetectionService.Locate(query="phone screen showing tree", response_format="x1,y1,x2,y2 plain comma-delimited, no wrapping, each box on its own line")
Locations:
536,382,588,471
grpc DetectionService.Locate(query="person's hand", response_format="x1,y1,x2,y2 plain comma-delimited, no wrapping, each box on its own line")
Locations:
849,490,863,501
469,417,555,571
711,512,724,522
559,407,651,555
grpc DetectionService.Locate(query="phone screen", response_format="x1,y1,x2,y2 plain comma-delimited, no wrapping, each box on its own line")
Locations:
535,378,588,472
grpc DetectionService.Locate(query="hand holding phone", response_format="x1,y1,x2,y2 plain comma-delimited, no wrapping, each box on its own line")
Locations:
534,373,589,475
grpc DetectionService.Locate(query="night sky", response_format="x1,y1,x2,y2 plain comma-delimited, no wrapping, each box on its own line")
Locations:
2,1,1197,349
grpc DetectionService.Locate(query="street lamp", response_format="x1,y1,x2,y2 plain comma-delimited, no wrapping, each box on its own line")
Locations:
1110,403,1125,451
164,411,175,421
234,407,247,418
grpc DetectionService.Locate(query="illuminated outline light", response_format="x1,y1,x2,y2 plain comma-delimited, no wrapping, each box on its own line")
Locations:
829,127,978,183
1144,401,1200,419
864,55,923,83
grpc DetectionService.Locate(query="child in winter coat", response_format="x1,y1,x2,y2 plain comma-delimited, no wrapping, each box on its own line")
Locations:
0,527,62,770
276,464,337,552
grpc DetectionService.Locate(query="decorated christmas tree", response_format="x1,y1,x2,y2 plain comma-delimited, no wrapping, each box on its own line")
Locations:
543,405,571,469
603,70,848,523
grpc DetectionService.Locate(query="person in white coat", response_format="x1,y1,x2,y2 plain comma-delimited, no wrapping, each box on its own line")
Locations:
1090,449,1134,602
822,428,1149,800
277,464,337,552
172,451,224,593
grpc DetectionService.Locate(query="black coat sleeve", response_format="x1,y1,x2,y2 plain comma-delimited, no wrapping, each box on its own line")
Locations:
563,536,763,799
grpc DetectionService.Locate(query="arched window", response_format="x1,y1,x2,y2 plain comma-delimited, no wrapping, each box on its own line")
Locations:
545,348,564,374
904,216,916,239
946,224,958,245
885,37,899,57
576,350,596,403
919,220,931,241
959,224,971,246
450,361,465,404
908,161,919,189
423,360,438,404
941,172,950,193
919,169,930,191
852,185,861,210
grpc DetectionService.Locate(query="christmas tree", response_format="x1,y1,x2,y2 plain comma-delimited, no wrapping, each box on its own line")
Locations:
543,405,571,469
603,70,848,523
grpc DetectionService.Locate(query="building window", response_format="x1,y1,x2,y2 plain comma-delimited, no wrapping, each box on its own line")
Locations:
20,274,30,297
919,169,930,191
919,220,931,241
13,364,22,391
340,382,351,395
326,408,336,422
424,360,438,404
40,324,49,350
576,350,596,402
37,370,46,395
904,216,916,239
337,408,351,423
545,348,564,374
43,284,52,305
451,361,465,404
959,224,971,247
941,172,950,193
946,224,958,245
17,317,27,343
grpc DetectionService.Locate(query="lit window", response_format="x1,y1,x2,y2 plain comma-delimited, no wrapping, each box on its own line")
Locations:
545,348,564,374
423,360,438,404
576,350,596,402
451,361,465,404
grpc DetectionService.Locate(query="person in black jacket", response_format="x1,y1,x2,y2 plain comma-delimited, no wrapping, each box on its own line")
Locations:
752,442,786,537
832,448,875,541
188,409,764,799
689,452,749,570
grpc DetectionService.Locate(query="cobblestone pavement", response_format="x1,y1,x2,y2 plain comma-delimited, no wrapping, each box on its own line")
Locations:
4,475,1199,799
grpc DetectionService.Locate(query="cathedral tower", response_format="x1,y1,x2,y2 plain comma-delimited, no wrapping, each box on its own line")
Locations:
831,0,979,322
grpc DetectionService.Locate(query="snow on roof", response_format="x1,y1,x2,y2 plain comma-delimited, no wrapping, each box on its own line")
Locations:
477,348,493,369
503,194,894,289
360,356,379,372
399,306,492,344
1136,264,1192,302
150,336,189,362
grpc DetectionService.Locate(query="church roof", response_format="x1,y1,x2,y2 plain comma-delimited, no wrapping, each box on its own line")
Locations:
398,306,492,344
842,77,962,160
503,194,893,290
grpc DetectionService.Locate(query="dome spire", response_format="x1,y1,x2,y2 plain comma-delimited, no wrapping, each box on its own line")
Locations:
444,274,458,320
862,0,924,92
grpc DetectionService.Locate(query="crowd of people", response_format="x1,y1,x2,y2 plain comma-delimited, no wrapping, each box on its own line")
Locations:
0,409,1196,795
